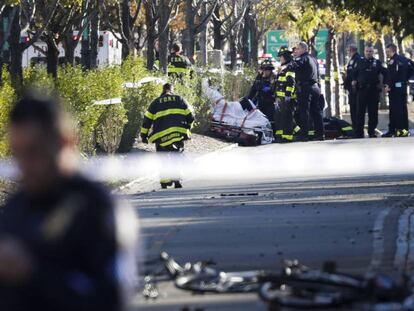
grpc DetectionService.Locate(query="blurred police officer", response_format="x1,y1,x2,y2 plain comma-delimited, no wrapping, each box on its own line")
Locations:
141,83,194,189
291,42,324,141
383,43,411,137
274,46,296,143
0,91,138,311
352,45,388,138
247,60,277,127
344,44,361,130
168,43,192,79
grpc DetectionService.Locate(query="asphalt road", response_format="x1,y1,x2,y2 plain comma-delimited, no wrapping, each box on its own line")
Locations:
130,137,414,311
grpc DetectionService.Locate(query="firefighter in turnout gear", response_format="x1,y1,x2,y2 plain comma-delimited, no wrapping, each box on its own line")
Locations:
247,59,277,128
383,43,412,138
274,46,296,143
140,83,194,189
168,43,192,79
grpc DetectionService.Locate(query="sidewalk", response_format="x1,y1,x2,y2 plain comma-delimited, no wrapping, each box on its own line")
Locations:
118,134,237,195
341,103,414,131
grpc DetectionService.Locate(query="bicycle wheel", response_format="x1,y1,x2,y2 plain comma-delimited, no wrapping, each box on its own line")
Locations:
259,282,356,309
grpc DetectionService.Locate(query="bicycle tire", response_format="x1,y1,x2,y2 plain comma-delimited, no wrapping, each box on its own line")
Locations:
259,282,358,309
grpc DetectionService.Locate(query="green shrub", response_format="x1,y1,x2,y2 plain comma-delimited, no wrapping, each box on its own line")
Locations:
1,58,258,156
0,69,16,157
96,104,128,154
118,82,162,152
57,65,125,155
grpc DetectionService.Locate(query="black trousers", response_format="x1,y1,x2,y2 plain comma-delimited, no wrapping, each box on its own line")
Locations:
258,101,276,129
274,99,295,138
388,86,408,132
348,88,358,130
356,88,380,137
297,84,324,138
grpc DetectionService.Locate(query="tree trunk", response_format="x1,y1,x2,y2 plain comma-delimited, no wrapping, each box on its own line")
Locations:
46,37,59,79
90,7,99,68
199,1,208,66
63,33,76,65
229,33,237,71
81,21,91,69
144,1,156,70
183,0,195,61
324,28,334,118
376,34,387,109
250,17,259,67
121,0,131,60
213,6,223,50
241,6,251,65
333,34,341,117
159,0,170,74
8,5,23,89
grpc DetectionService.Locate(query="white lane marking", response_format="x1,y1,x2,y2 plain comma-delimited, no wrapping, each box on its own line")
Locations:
394,207,414,273
369,207,392,272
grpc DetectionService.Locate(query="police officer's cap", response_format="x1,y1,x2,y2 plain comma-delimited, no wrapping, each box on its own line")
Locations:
278,46,293,57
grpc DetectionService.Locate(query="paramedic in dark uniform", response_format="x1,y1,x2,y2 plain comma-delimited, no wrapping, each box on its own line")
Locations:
383,43,411,137
291,41,324,141
247,60,277,128
352,45,388,138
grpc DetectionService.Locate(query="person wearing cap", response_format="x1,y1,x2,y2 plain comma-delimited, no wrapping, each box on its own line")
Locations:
247,59,277,127
274,46,296,143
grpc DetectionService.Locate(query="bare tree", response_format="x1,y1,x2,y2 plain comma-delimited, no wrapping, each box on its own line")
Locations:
100,0,145,60
143,0,179,72
182,0,218,62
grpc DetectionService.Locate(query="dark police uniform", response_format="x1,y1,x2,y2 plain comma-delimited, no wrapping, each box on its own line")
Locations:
352,57,387,137
344,52,361,130
274,63,296,142
247,72,276,127
291,52,323,141
141,93,194,188
167,53,192,79
0,175,132,311
386,53,411,136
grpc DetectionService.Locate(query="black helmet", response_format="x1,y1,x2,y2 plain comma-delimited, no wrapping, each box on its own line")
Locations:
260,59,275,70
278,46,293,57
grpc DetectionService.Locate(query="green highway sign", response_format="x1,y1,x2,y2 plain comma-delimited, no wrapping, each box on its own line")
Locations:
315,29,328,60
266,30,289,59
266,28,328,60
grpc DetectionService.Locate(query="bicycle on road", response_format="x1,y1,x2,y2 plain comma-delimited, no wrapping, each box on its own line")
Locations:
143,252,414,310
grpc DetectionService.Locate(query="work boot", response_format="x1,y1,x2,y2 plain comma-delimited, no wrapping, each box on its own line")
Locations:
381,131,395,138
396,129,410,137
174,181,183,189
160,181,173,189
